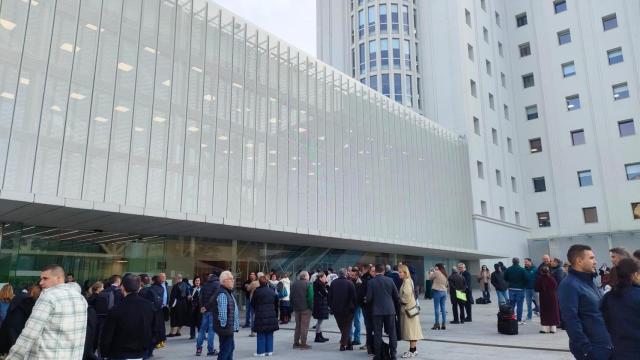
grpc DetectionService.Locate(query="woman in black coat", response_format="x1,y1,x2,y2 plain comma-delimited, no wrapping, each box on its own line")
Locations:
312,272,329,343
251,276,279,356
0,285,40,355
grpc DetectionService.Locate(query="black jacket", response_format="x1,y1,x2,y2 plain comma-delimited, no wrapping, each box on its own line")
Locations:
83,306,98,360
312,279,329,320
461,270,472,292
448,272,467,292
251,284,279,333
359,273,373,308
201,274,221,312
365,274,400,316
328,276,356,318
0,293,35,354
491,271,508,291
100,292,154,359
94,285,124,316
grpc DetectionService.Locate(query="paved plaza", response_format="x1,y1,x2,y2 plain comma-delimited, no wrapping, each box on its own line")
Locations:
154,291,573,360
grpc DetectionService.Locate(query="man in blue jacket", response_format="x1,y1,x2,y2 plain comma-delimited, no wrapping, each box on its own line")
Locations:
503,258,527,324
523,258,539,321
558,244,612,360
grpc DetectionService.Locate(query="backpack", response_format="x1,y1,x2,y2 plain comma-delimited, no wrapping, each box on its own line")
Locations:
142,286,163,312
277,282,288,299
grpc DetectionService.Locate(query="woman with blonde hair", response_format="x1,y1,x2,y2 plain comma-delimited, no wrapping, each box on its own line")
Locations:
0,284,14,325
398,264,423,358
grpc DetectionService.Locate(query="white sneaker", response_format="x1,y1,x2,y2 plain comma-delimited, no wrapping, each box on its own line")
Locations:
401,351,417,358
254,353,266,357
267,353,273,356
519,321,526,325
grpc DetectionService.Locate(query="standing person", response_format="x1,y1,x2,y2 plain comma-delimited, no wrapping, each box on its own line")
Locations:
0,285,41,356
609,247,631,266
523,258,539,321
538,255,552,273
6,265,87,359
0,284,14,326
196,273,220,356
448,267,466,324
158,272,169,320
243,272,257,328
457,263,473,322
312,272,330,343
633,249,640,261
558,245,612,360
168,274,190,337
398,265,423,358
550,258,566,285
139,275,163,359
251,275,279,357
100,275,153,360
213,271,240,360
328,268,356,351
349,266,364,346
247,272,262,337
327,268,339,285
428,264,448,330
290,271,313,350
366,264,400,360
535,265,560,334
190,276,203,340
504,257,528,325
277,273,291,324
359,265,376,354
150,275,167,350
385,265,402,290
478,265,491,302
601,258,640,359
85,281,103,360
491,264,509,305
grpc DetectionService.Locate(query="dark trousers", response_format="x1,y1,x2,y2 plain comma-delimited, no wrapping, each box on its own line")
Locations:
450,297,466,322
335,313,355,346
362,307,374,353
464,289,472,320
218,335,234,360
373,315,397,360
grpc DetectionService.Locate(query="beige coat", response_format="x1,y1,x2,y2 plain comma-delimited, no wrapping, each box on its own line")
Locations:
399,278,424,341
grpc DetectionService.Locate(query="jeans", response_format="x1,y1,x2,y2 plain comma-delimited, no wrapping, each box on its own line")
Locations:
432,290,447,324
482,283,490,300
256,332,274,355
496,290,509,305
362,307,374,353
509,289,525,322
245,296,253,326
196,313,216,352
349,306,362,343
218,335,235,360
524,289,538,320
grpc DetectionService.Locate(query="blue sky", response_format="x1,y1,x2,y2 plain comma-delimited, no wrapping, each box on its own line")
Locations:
212,0,317,56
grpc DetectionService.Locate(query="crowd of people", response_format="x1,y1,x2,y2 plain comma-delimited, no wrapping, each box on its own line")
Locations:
0,248,638,360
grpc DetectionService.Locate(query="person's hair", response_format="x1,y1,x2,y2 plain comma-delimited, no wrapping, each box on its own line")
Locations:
609,247,631,258
28,285,41,300
398,264,410,278
634,249,640,261
41,264,65,277
298,271,309,280
362,264,370,271
512,257,520,265
193,275,201,284
481,265,488,271
139,274,150,285
494,263,500,271
374,264,385,273
450,267,458,274
122,275,141,293
328,267,334,273
385,264,391,272
87,281,104,297
435,263,448,277
0,284,14,302
108,274,121,286
392,265,398,271
270,273,277,280
66,272,74,278
524,258,532,263
151,275,161,285
608,258,639,296
539,265,550,274
457,262,466,269
567,244,592,265
338,268,348,277
220,271,233,282
258,275,269,286
317,272,327,280
351,266,360,273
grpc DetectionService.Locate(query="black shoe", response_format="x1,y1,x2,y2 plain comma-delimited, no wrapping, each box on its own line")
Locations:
320,332,329,342
347,345,353,351
351,340,361,346
340,345,346,351
440,323,446,330
167,333,177,337
207,350,218,356
431,323,440,330
450,321,460,324
465,318,472,322
314,333,324,343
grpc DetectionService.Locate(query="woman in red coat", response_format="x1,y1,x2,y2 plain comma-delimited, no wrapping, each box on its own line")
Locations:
534,265,560,333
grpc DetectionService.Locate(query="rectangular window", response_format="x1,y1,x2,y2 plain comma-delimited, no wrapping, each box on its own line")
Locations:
489,93,495,109
511,176,517,192
504,105,510,120
602,13,618,31
526,105,539,120
404,39,411,69
578,170,593,187
477,161,484,179
402,5,410,35
499,206,505,221
381,73,390,96
495,11,501,27
492,128,498,144
380,39,389,69
405,74,413,107
351,15,355,43
468,44,474,61
515,211,521,225
625,162,640,180
360,77,366,84
481,201,487,216
519,42,531,57
522,73,535,88
632,203,640,220
380,4,387,32
608,47,623,65
465,9,471,27
351,49,356,76
530,138,542,153
415,42,420,72
618,119,636,137
391,4,399,33
498,42,504,57
483,27,489,43
554,0,567,14
562,61,576,77
474,117,480,135
358,9,365,38
571,129,586,145
368,6,376,34
501,73,506,87
392,39,401,69
417,77,422,109
507,137,513,153
566,94,581,111
558,29,571,45
533,177,546,192
369,40,377,71
359,43,366,74
470,79,477,97
583,207,598,224
369,75,378,91
486,59,492,75
481,0,486,11
496,169,502,187
394,73,402,102
414,9,418,38
537,212,551,227
613,82,629,100
516,13,528,27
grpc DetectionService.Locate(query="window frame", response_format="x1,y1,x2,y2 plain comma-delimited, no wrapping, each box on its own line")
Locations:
566,94,581,111
537,212,551,227
529,138,542,153
557,29,571,45
519,42,531,57
625,162,640,181
526,105,539,120
578,170,593,187
602,13,618,31
583,207,599,224
516,12,528,27
612,82,629,100
522,73,535,88
618,119,636,137
607,47,623,65
571,129,586,146
562,61,576,77
554,0,567,14
533,177,546,192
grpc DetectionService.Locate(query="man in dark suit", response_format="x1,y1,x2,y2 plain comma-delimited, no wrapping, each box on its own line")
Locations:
100,275,154,360
328,268,357,351
366,264,400,360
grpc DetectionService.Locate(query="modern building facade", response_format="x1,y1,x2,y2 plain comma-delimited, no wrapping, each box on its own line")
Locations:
318,0,640,263
0,0,488,289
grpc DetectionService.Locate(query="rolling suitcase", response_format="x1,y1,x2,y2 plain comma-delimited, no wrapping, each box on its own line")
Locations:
497,304,518,335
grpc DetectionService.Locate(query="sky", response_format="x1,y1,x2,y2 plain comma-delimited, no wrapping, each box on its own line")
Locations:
211,0,317,56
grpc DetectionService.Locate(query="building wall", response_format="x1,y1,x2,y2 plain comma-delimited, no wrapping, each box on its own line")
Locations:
0,0,477,254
